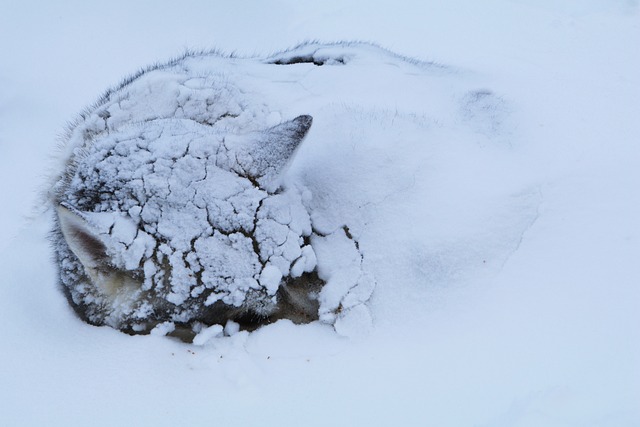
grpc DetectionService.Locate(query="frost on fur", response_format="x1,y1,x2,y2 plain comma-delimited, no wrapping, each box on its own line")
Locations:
50,43,376,341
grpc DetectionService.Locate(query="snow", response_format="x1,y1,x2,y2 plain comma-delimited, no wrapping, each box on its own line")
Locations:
192,324,224,346
1,1,639,426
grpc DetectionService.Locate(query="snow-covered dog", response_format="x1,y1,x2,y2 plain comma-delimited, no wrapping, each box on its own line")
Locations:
49,41,525,342
50,43,378,340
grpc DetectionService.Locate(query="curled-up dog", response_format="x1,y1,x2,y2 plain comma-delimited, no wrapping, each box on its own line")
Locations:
50,43,382,341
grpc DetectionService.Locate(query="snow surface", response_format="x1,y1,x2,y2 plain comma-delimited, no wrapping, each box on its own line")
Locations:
1,1,639,426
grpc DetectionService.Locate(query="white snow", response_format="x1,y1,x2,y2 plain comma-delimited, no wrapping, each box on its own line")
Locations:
259,264,283,296
192,324,224,346
1,1,638,426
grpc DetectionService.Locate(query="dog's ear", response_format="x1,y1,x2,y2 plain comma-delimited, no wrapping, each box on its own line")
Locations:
232,115,313,192
57,203,148,301
57,203,110,271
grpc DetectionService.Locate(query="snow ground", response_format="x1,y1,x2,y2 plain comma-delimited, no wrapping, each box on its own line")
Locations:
1,1,638,426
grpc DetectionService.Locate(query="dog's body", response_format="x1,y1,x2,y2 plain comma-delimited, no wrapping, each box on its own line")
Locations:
49,43,407,339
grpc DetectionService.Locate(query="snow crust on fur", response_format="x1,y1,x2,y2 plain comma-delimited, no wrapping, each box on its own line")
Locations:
51,43,386,333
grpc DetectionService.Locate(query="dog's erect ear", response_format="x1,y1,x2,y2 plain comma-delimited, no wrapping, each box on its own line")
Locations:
233,115,313,192
57,204,110,270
